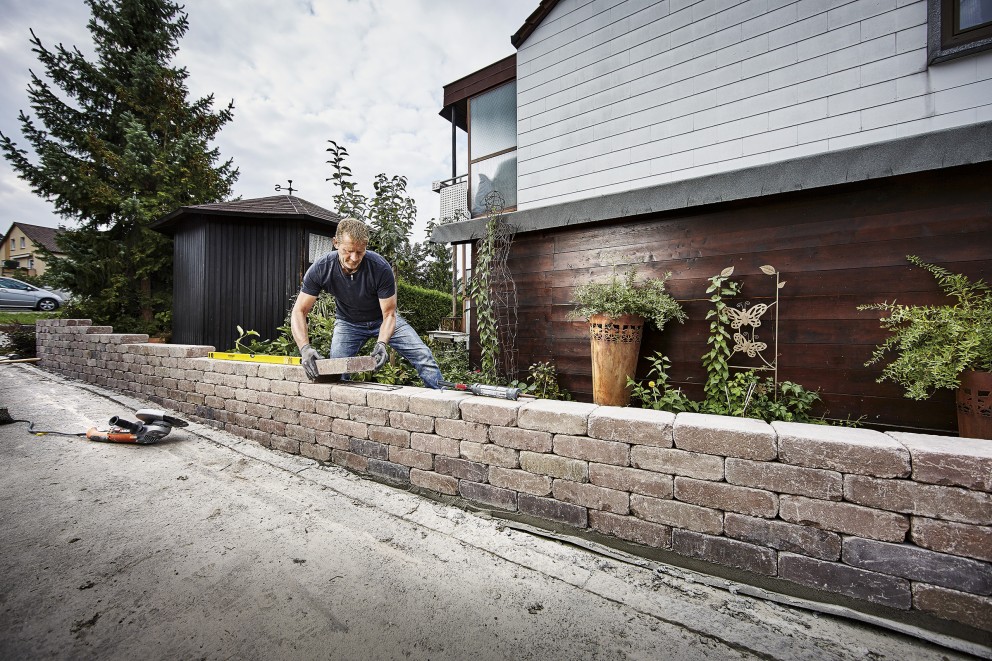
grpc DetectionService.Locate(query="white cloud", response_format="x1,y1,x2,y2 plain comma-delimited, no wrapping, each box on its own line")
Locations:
0,0,536,242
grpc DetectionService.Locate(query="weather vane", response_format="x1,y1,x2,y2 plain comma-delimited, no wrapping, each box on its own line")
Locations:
274,179,296,195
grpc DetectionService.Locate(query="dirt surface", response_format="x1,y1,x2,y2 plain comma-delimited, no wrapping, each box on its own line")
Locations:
0,364,982,660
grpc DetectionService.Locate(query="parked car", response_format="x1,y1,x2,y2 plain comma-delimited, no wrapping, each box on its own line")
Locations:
0,276,63,311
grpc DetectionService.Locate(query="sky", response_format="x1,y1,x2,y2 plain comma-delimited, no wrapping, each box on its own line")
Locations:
0,0,538,243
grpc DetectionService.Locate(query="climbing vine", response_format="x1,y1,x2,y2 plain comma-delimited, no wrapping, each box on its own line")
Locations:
701,266,742,411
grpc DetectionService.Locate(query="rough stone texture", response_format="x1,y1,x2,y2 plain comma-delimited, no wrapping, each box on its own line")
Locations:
331,449,369,473
435,456,488,483
552,480,629,514
779,496,909,542
672,530,777,576
367,459,412,484
776,422,910,478
553,434,629,466
519,451,588,482
388,447,433,471
630,495,722,535
388,411,434,433
889,432,992,493
517,399,598,435
724,514,841,561
408,390,470,419
674,478,778,518
489,426,552,452
912,584,992,632
630,447,723,481
410,433,460,458
778,553,912,610
434,418,488,443
350,438,389,461
314,400,350,419
843,537,992,596
410,468,458,495
350,405,389,426
518,494,588,527
316,431,351,451
458,481,517,511
329,384,368,406
589,464,674,500
368,425,410,448
367,387,422,412
725,458,843,501
331,418,368,440
587,407,674,447
674,413,776,460
844,475,992,525
459,397,523,426
299,382,336,400
911,517,992,563
489,467,552,496
270,437,300,455
460,441,518,469
588,511,672,549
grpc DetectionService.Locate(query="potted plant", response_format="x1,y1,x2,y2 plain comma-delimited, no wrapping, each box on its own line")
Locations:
859,256,992,439
569,267,686,406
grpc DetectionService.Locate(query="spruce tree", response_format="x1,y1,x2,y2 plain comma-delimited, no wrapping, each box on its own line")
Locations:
0,0,238,333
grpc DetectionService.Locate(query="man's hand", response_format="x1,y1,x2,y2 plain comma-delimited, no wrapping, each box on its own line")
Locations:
300,344,320,381
371,341,388,370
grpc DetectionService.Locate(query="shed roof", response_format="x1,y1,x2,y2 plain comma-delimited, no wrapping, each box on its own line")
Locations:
152,195,341,234
1,222,63,253
511,0,560,48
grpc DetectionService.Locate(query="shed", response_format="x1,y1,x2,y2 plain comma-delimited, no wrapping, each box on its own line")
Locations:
152,196,340,352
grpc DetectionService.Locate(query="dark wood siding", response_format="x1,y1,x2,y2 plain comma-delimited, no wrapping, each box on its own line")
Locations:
171,220,206,345
504,162,992,435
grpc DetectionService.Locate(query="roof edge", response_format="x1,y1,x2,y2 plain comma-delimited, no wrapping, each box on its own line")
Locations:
512,0,561,48
430,121,992,244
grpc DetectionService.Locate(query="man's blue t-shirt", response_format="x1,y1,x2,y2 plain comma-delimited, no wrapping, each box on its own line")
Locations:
301,250,396,323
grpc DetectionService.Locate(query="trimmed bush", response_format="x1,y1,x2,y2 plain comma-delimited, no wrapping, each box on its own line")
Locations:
397,281,454,335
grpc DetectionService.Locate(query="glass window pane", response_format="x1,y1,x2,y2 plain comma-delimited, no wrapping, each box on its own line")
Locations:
470,81,516,159
959,0,992,30
470,151,516,216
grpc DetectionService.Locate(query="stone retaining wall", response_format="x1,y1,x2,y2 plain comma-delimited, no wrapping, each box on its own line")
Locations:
36,319,992,636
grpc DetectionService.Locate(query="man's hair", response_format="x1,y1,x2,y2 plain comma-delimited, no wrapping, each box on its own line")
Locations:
335,217,370,245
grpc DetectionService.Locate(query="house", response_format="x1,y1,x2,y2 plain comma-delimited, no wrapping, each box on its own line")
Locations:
152,196,340,352
1,222,65,277
431,0,992,434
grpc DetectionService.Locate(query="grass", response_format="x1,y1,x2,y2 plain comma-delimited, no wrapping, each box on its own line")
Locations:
0,311,59,325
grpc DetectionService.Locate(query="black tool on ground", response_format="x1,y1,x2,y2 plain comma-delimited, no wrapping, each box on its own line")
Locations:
86,409,188,444
440,380,527,401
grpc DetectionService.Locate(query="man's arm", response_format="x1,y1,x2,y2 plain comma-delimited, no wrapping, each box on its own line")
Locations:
377,294,397,344
291,291,318,349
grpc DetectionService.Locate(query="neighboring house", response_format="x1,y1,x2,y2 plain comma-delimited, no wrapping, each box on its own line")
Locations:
432,0,992,433
152,196,340,352
1,222,65,277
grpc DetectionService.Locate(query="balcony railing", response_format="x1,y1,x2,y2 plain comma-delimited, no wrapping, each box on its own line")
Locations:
432,174,469,223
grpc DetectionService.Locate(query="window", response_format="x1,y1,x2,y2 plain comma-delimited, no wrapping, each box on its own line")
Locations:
20,237,25,249
929,0,992,63
469,81,516,217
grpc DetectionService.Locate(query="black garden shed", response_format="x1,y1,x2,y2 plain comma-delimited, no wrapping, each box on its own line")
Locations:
152,196,340,352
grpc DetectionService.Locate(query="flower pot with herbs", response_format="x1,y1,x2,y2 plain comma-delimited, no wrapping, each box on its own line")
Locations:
860,256,992,439
569,267,686,406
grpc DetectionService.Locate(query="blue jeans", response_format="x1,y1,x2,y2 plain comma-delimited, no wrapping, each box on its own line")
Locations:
329,315,443,389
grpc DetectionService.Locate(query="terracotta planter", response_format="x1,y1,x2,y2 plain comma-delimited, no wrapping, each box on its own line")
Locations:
589,313,644,407
956,370,992,440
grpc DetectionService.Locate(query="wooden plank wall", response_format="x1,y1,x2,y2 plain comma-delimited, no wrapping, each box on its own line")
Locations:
500,162,992,435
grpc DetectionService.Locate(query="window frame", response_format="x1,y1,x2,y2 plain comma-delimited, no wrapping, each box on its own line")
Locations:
468,80,518,218
928,0,992,63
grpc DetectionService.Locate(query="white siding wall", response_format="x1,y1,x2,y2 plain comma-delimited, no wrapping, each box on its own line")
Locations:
515,0,992,209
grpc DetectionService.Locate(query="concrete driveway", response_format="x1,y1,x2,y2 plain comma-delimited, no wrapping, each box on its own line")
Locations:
0,364,981,660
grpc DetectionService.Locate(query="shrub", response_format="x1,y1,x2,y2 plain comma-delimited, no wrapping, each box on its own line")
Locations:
397,281,454,335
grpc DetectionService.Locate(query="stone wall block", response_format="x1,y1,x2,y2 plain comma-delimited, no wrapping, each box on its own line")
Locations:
674,477,778,518
587,407,674,447
553,434,629,466
778,553,912,609
270,437,300,455
369,425,411,448
299,382,336,400
517,399,598,435
489,467,552,496
460,441,519,469
350,405,389,426
349,438,389,460
411,432,460,458
301,442,331,462
726,458,842,501
367,459,411,484
490,426,553,452
331,418,368,439
316,431,350,451
842,537,992,595
435,418,489,443
410,469,458,495
844,475,992,525
460,397,523,427
589,464,674,500
724,513,841,560
518,494,587,527
630,446,723,481
889,432,992,493
630,494,723,534
588,511,672,548
779,495,908,542
911,517,992,562
315,400,350,419
388,411,435,433
368,387,423,412
332,449,369,473
388,447,433,471
912,584,992,632
519,451,588,482
552,479,629,514
675,413,776,460
435,456,488,482
672,530,778,576
329,384,368,405
408,390,471,419
298,412,333,433
775,422,910,478
458,481,517,511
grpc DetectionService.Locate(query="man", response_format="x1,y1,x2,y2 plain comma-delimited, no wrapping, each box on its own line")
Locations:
291,217,443,389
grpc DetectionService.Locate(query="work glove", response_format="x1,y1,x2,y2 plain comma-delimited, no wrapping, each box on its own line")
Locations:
300,344,320,381
371,341,388,370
